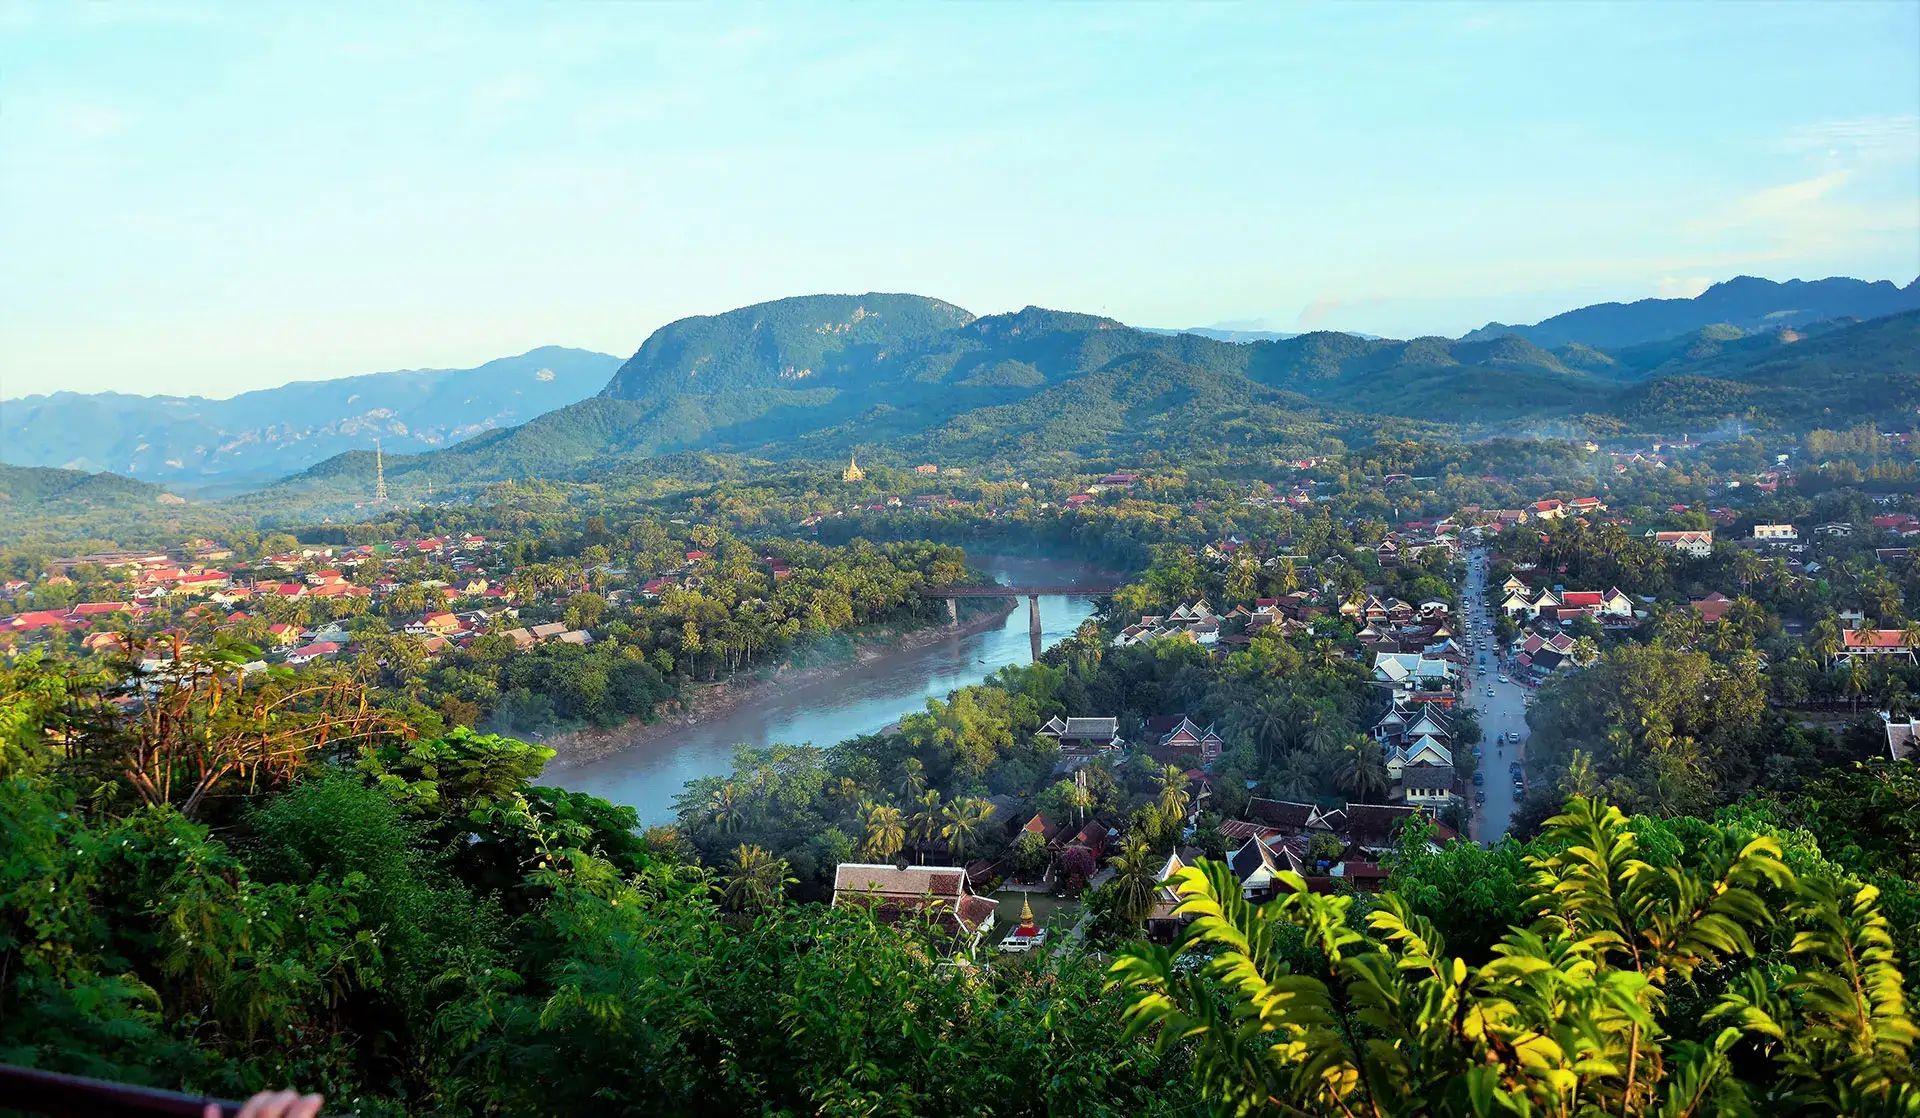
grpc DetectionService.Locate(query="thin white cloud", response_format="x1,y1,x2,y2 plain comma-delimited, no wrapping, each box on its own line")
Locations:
1686,170,1854,236
1777,114,1920,165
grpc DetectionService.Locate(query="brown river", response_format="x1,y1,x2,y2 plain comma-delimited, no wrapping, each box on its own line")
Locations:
547,555,1113,823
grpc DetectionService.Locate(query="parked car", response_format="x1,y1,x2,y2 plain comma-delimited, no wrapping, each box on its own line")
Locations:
1470,744,1482,759
998,928,1050,954
1475,789,1486,805
1472,770,1485,786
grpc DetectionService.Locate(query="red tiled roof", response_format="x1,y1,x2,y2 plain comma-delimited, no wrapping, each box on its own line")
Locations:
1843,629,1914,650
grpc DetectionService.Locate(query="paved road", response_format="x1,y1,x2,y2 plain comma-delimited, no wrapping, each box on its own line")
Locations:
1462,547,1531,843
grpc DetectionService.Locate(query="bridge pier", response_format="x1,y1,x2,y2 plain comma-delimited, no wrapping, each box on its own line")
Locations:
947,597,958,625
1028,595,1042,661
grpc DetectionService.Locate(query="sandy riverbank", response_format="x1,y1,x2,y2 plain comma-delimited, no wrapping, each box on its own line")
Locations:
535,601,1018,773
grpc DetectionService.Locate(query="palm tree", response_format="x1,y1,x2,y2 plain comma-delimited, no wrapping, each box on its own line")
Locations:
1569,636,1600,669
1810,618,1843,667
1303,710,1343,758
1336,737,1390,802
1238,694,1290,766
859,800,906,862
895,757,926,800
1844,659,1870,714
1106,834,1159,928
908,788,944,860
707,781,744,835
722,844,792,914
1157,763,1192,832
1273,557,1300,595
1267,751,1319,801
941,796,994,865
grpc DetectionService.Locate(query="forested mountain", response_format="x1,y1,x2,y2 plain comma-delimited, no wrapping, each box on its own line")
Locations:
0,463,175,512
599,293,975,400
0,346,620,486
1610,308,1920,425
1463,274,1920,348
289,292,1918,497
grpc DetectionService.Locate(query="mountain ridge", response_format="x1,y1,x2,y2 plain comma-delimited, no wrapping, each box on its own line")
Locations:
279,292,1919,502
1462,275,1920,348
0,346,622,486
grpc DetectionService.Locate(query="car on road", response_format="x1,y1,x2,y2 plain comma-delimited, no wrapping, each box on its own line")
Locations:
1472,770,1484,786
1509,762,1522,776
1475,790,1486,805
1470,744,1482,759
1486,686,1496,696
1498,674,1509,683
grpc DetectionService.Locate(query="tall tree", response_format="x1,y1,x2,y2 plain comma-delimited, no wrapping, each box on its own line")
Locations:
722,844,792,914
859,800,906,862
1106,835,1159,928
940,796,993,865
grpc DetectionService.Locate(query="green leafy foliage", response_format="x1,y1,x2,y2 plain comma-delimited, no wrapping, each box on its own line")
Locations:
1113,796,1919,1115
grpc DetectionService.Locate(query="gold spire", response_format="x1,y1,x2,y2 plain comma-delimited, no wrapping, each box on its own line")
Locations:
1019,896,1035,926
842,453,865,483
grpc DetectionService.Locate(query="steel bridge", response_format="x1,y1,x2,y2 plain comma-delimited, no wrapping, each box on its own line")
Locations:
920,584,1118,658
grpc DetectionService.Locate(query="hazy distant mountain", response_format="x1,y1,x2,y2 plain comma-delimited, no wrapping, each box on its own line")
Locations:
1145,327,1390,343
1144,326,1300,343
1462,275,1920,348
0,346,620,485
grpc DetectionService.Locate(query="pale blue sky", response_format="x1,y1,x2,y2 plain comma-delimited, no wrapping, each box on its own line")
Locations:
3,1,1917,398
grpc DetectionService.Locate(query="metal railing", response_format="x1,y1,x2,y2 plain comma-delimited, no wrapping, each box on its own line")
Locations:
0,1064,284,1117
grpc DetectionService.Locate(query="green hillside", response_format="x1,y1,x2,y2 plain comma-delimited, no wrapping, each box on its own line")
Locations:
600,292,974,401
278,296,1919,492
0,463,172,511
1610,309,1920,426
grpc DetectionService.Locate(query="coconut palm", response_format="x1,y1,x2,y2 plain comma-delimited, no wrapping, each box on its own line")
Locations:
1336,737,1390,802
707,781,745,835
1106,834,1159,928
895,757,926,800
1303,709,1343,757
1569,635,1600,669
1236,694,1291,766
1157,763,1192,831
1844,659,1870,714
858,800,906,862
721,843,792,914
1272,556,1300,595
941,796,994,865
1810,618,1843,666
908,788,944,860
1266,751,1320,801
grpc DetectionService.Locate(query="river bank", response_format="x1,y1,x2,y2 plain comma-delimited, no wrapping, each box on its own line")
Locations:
536,600,1018,774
